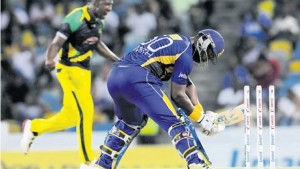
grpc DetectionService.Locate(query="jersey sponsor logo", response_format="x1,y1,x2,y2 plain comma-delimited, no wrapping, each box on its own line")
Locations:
83,36,99,45
178,72,188,79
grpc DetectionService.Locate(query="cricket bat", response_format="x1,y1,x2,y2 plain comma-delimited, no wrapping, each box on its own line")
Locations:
216,104,245,126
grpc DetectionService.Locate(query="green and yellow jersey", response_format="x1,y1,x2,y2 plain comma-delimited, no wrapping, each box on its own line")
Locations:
57,5,105,69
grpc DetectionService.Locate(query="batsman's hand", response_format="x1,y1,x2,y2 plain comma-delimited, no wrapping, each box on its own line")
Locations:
198,111,225,136
45,59,56,71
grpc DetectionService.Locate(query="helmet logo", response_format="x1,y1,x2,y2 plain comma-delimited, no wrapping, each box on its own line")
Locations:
217,49,224,57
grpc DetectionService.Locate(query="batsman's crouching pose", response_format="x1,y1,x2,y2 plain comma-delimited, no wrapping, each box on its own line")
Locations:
93,29,226,169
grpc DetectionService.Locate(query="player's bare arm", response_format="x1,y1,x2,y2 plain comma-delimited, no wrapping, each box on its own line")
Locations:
171,79,206,124
171,81,194,114
96,39,119,62
45,34,66,71
185,78,200,106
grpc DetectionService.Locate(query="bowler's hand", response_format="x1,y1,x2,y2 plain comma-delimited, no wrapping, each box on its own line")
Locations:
45,59,56,71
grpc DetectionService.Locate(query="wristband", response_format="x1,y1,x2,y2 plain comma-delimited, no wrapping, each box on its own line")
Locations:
188,104,204,122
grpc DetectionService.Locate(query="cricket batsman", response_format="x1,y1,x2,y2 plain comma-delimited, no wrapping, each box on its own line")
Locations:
92,29,226,169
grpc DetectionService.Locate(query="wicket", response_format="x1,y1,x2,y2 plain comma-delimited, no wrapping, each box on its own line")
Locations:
244,85,276,169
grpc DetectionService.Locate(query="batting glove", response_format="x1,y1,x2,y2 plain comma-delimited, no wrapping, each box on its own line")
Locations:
198,111,225,136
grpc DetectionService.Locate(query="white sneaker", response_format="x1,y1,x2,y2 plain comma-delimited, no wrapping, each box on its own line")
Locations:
188,163,213,169
80,161,104,169
80,163,97,169
90,163,105,169
79,163,90,169
20,120,35,154
79,164,104,169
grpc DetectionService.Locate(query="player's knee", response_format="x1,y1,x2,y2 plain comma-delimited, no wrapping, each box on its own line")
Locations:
100,120,144,160
114,120,140,136
168,122,198,159
168,122,187,139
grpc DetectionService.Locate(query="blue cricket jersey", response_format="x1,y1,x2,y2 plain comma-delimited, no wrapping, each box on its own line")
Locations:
120,34,194,85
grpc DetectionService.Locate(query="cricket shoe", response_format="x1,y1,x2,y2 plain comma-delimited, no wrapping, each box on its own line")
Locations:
79,163,91,169
79,161,101,169
89,164,106,169
20,120,35,154
188,162,213,169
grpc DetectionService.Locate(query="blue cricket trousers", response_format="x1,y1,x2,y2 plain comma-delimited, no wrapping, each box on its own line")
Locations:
107,63,181,132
